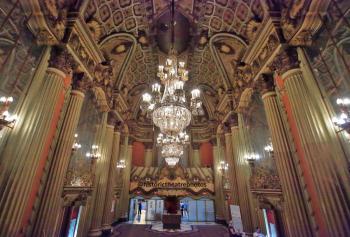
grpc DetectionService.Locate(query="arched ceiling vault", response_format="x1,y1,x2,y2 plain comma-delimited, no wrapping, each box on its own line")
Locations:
82,0,268,140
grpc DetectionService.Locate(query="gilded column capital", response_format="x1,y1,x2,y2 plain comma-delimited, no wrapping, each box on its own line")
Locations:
107,113,118,127
72,72,90,94
269,47,300,76
227,113,238,128
257,74,276,98
49,46,76,76
144,142,153,150
192,143,200,150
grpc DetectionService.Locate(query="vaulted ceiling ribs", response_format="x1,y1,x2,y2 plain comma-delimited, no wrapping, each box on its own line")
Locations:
82,0,267,140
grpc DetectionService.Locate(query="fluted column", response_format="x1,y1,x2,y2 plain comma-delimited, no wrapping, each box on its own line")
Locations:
88,121,115,236
0,47,73,236
272,47,350,237
144,145,153,167
193,146,201,167
231,122,254,233
78,120,106,237
102,130,121,229
213,142,225,221
224,132,239,206
33,88,85,236
117,136,132,219
260,75,313,237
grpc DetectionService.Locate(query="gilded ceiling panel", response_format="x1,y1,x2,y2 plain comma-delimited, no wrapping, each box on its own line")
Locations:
196,0,265,41
84,0,150,40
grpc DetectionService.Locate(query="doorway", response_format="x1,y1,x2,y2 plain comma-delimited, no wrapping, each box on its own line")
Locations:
60,205,82,237
180,197,215,222
129,196,164,223
263,209,285,237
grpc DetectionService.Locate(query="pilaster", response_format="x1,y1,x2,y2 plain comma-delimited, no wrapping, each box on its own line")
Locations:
230,117,254,233
101,129,121,229
88,118,114,236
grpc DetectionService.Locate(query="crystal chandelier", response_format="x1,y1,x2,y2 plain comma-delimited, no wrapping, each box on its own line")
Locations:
156,131,189,167
141,54,202,136
140,0,202,137
161,143,184,167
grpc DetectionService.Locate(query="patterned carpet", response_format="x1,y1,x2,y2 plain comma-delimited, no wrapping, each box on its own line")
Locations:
112,223,230,237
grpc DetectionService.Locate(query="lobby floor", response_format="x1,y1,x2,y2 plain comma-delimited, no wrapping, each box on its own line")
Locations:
111,223,230,237
112,210,229,236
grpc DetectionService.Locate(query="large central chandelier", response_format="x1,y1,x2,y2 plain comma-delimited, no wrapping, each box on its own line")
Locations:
141,53,202,136
140,0,202,166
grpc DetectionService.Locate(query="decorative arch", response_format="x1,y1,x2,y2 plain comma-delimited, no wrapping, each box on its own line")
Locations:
209,33,248,90
99,33,137,90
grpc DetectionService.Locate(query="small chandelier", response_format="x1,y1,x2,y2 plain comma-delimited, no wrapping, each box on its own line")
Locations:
86,145,101,159
117,159,126,169
332,97,350,133
156,131,189,166
161,143,184,167
0,96,17,130
245,153,260,167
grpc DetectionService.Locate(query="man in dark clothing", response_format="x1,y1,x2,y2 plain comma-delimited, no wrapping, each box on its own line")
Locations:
138,202,142,215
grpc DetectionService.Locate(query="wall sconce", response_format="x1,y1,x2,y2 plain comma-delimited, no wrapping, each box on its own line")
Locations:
245,153,260,167
264,143,274,157
116,159,126,169
332,97,350,133
0,96,17,130
218,160,229,172
86,145,101,159
72,133,82,152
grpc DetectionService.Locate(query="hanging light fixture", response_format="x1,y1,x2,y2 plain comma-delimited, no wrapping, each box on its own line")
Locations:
156,131,189,166
140,0,202,137
161,143,184,167
0,96,17,130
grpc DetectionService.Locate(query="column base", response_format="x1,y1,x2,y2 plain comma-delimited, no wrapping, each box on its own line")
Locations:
87,228,102,237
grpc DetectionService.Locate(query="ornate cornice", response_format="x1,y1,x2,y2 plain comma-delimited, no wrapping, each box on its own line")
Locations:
65,15,105,81
284,0,330,46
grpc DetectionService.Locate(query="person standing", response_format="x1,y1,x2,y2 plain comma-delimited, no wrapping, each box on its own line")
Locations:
138,201,142,215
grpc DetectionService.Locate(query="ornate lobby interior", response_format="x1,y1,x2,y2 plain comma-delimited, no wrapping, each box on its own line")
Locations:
0,0,350,237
